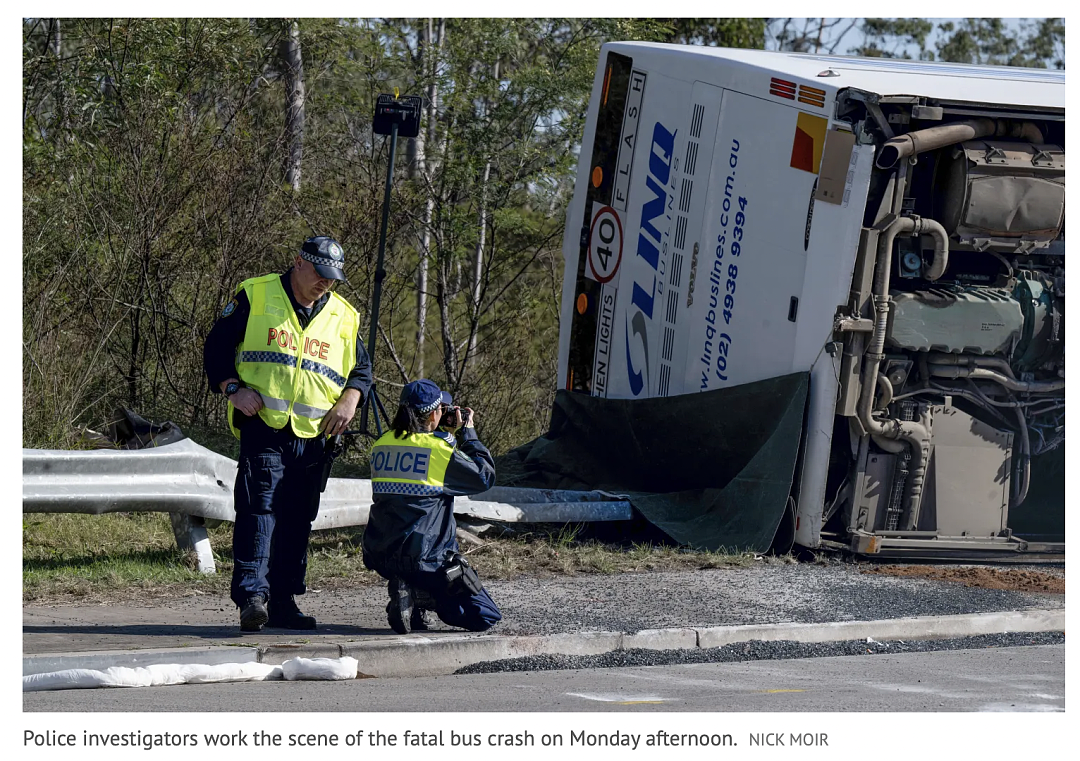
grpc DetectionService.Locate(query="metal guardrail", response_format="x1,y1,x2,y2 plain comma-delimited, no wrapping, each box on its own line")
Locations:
23,439,632,573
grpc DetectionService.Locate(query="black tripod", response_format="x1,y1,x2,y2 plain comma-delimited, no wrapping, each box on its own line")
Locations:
354,117,399,441
335,94,423,462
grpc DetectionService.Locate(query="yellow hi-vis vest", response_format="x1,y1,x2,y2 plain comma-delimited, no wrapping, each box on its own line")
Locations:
229,274,360,439
370,431,454,497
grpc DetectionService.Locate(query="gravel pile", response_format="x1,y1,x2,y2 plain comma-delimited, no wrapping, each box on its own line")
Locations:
488,564,1064,637
456,631,1065,674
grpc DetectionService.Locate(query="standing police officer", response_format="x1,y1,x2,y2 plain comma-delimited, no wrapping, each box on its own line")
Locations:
362,379,502,633
203,236,372,632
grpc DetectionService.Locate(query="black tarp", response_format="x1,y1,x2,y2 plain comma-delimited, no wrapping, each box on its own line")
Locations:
1008,444,1066,543
106,408,187,450
500,372,809,552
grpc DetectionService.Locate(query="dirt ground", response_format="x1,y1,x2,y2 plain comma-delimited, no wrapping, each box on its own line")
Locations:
864,565,1065,595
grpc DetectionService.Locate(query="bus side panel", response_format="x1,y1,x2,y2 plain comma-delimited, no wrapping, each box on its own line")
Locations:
605,71,694,399
793,139,873,368
665,81,724,397
686,91,809,391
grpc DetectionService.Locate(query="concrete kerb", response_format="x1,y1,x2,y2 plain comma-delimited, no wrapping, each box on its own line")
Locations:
23,609,1065,679
23,645,261,677
342,631,624,678
693,609,1066,649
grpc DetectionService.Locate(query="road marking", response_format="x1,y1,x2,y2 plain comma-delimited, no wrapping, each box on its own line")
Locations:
871,683,969,699
761,689,806,693
567,692,671,703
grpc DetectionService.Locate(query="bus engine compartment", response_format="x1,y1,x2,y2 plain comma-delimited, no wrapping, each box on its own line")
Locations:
827,92,1064,555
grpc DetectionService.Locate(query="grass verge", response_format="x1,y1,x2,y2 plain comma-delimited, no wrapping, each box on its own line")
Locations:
23,513,768,605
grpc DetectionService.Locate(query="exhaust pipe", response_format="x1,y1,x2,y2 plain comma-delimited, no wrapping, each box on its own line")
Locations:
876,119,1045,169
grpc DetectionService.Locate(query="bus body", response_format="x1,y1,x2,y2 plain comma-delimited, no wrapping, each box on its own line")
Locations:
557,43,1064,556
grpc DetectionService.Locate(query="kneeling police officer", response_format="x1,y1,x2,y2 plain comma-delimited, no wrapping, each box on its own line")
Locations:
361,379,502,633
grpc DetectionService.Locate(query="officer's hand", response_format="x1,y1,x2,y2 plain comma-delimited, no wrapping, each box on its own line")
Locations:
232,388,264,417
461,407,475,428
321,389,361,437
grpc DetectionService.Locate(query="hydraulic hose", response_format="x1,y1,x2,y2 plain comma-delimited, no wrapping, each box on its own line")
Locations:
926,353,1017,379
926,365,1065,393
871,434,907,454
1012,407,1031,508
858,214,940,532
918,217,949,282
875,373,894,411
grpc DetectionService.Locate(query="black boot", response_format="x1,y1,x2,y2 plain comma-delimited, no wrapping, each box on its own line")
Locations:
410,607,434,631
411,587,436,631
267,595,317,630
239,595,268,632
386,578,414,634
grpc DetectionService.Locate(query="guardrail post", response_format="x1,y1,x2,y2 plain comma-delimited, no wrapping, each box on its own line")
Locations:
169,514,216,574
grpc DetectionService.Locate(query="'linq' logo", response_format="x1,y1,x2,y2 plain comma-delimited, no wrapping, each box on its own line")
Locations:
624,121,676,396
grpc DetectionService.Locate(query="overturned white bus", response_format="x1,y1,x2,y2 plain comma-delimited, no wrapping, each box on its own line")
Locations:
555,44,1064,557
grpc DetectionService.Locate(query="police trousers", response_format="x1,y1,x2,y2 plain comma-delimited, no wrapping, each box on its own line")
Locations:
392,571,502,632
230,416,327,608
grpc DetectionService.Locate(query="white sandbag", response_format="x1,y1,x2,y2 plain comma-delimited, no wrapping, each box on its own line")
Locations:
23,661,282,692
147,662,282,685
24,669,116,692
281,656,358,681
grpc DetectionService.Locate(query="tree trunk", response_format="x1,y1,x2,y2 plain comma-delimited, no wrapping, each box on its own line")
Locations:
414,18,444,378
50,18,61,56
281,20,305,193
466,59,499,369
436,257,459,389
51,19,64,139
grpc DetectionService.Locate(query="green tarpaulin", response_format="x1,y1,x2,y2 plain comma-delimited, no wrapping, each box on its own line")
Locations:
500,373,809,552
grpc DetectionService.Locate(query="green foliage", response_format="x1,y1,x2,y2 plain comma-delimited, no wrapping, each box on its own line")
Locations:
768,18,863,54
20,18,667,454
24,19,302,448
934,18,1065,68
652,18,767,48
851,19,934,59
847,17,1065,68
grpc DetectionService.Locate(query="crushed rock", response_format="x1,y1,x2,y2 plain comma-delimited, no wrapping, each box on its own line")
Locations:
455,631,1065,674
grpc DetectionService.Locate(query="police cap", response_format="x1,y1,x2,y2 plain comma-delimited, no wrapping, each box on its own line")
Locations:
400,379,453,415
300,236,347,281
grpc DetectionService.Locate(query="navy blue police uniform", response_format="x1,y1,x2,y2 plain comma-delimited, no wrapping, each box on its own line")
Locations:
203,238,372,630
362,381,502,633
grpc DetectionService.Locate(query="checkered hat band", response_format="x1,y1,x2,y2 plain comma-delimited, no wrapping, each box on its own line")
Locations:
301,251,341,269
372,481,444,496
415,398,441,414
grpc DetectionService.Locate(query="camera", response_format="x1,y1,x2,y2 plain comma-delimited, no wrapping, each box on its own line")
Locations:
440,404,463,429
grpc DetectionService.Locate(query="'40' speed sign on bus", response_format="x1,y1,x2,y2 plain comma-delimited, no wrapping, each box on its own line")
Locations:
586,205,623,283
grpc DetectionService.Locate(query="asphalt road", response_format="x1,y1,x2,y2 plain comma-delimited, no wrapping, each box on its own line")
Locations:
24,643,1064,713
